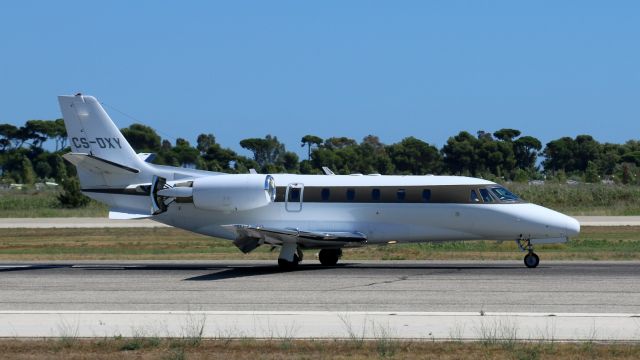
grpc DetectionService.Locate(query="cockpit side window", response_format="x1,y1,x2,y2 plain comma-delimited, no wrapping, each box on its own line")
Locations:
479,188,493,203
470,189,480,202
490,187,520,202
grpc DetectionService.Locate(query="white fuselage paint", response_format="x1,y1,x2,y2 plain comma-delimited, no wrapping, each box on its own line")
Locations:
90,173,580,246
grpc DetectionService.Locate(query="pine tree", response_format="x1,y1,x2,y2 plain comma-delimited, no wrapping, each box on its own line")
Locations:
57,177,90,208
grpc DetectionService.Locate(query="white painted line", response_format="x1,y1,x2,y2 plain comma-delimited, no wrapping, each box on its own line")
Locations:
1,311,639,340
0,265,29,268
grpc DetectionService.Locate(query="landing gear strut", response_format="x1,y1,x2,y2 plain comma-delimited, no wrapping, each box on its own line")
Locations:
277,243,303,270
517,238,540,268
318,249,342,266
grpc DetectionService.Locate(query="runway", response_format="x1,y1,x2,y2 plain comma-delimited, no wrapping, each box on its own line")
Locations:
1,260,639,340
1,260,638,313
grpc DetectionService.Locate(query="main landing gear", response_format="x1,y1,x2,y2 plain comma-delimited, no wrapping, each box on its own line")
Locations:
318,249,342,266
277,245,344,269
277,243,303,270
517,238,540,268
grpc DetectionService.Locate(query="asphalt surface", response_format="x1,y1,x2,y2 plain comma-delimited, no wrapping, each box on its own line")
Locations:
1,260,638,313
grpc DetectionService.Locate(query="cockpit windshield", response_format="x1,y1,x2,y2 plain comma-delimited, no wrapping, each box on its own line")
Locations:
490,187,520,202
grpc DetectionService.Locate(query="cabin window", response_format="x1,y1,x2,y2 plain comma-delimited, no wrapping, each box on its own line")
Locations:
371,188,381,201
422,189,431,202
470,189,480,202
321,188,330,201
288,187,301,202
479,188,493,203
490,187,520,202
397,189,406,202
346,188,356,201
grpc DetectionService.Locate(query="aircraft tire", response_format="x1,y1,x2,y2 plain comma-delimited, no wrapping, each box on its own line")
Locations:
524,253,540,268
318,249,342,266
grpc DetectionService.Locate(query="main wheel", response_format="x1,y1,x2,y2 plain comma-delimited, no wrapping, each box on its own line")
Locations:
524,252,540,268
318,249,342,266
278,254,301,270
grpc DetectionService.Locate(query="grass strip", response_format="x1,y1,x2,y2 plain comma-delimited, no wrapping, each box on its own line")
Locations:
0,338,639,360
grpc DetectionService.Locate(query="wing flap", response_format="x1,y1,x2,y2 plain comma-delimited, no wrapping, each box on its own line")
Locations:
222,224,367,253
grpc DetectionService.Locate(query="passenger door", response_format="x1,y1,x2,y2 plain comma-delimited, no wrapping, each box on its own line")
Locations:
285,183,304,212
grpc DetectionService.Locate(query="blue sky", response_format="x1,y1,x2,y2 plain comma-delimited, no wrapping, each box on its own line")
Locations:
1,1,638,159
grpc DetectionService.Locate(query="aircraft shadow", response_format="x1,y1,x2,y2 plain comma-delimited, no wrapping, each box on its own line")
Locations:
182,262,525,281
0,262,531,281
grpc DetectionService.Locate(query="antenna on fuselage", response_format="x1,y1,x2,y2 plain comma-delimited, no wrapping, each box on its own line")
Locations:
322,167,335,175
249,169,258,174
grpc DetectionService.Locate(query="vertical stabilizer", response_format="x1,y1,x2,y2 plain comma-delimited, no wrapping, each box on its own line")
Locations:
58,94,143,170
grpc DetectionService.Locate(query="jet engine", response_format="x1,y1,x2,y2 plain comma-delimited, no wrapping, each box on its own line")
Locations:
192,174,276,212
151,174,276,214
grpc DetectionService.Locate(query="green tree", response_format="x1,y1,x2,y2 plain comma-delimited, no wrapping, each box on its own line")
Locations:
301,135,323,160
513,136,542,170
57,177,90,208
542,137,576,173
121,124,161,152
0,123,18,151
196,133,216,154
442,131,478,175
584,161,600,183
20,156,36,184
171,138,200,168
240,135,285,169
493,128,521,142
387,136,442,175
282,151,300,173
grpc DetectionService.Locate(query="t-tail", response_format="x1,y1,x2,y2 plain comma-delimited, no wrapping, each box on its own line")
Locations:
58,94,172,219
58,94,149,185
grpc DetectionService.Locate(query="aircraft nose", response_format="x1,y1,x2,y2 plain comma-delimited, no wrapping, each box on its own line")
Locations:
565,216,581,237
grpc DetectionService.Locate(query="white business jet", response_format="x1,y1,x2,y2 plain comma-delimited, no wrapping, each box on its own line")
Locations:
58,94,580,269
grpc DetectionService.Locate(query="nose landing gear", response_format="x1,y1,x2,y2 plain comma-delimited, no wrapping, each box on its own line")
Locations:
517,238,540,268
524,252,540,268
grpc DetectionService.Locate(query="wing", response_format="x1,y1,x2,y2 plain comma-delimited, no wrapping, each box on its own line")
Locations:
222,224,367,253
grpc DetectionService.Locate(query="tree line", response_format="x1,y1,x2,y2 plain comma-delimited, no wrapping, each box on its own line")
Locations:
1,119,640,188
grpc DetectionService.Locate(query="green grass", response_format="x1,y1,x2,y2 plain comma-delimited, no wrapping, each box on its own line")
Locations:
0,189,107,217
1,338,639,360
0,226,638,261
509,182,640,215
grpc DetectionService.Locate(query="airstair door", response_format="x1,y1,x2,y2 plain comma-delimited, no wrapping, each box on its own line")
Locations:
285,183,304,212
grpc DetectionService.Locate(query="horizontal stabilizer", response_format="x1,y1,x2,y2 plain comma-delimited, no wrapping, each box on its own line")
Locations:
63,153,140,175
108,208,152,220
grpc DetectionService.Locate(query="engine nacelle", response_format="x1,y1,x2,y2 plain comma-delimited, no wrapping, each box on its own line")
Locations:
192,174,276,212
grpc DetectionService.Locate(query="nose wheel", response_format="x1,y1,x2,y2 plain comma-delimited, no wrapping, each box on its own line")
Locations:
517,238,540,268
524,252,539,268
